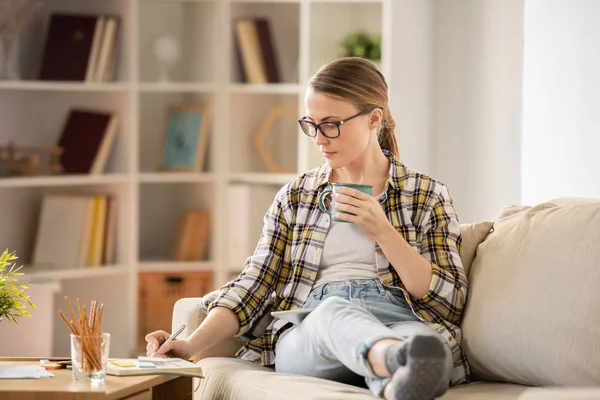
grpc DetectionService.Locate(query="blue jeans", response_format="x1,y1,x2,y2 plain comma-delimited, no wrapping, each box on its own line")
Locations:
274,279,453,397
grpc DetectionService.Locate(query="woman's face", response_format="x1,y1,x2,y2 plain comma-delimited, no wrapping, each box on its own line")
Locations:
303,88,375,170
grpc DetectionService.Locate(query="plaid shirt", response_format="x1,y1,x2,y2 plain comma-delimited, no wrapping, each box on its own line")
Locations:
207,151,470,385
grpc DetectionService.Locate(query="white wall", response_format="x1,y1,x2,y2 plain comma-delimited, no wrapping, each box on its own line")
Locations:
433,0,524,223
391,0,524,223
521,0,600,205
389,0,434,176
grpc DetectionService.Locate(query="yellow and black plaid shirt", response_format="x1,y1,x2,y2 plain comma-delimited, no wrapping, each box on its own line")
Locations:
208,151,470,385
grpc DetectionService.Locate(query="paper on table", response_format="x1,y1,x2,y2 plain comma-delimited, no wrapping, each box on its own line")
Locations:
0,365,55,379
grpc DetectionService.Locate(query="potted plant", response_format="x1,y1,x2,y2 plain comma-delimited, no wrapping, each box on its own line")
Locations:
0,249,35,325
339,31,381,68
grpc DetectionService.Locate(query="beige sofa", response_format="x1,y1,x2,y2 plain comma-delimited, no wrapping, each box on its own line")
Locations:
172,198,600,399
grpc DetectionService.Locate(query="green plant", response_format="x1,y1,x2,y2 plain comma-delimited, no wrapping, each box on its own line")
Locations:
340,31,381,60
0,249,35,323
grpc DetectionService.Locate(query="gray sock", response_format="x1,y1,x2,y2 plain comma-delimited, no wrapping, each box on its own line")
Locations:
384,341,407,374
387,335,450,400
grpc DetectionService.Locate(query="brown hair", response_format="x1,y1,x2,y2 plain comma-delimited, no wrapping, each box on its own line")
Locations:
307,57,399,158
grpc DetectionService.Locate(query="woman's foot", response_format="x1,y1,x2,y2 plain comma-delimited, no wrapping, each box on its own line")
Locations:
383,335,450,400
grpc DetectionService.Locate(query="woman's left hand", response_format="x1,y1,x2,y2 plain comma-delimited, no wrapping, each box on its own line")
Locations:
331,187,392,240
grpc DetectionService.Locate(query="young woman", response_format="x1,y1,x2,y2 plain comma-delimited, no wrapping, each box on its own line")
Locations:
146,57,469,400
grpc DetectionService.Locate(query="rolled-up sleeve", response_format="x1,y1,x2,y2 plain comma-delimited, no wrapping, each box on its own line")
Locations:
415,186,468,324
207,194,289,337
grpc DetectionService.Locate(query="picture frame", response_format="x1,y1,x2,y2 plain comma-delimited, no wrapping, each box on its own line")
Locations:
159,102,212,172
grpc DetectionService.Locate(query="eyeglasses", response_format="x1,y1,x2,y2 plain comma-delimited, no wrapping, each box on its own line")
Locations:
298,107,383,139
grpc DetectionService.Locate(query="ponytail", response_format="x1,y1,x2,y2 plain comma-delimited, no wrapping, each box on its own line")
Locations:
379,108,399,159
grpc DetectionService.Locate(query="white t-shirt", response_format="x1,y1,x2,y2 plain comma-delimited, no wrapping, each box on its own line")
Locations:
314,191,385,289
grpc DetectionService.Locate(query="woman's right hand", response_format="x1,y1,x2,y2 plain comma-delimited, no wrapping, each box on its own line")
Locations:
145,330,195,360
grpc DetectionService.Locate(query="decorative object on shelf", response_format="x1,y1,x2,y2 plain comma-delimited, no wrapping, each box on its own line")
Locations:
0,249,36,325
152,34,181,83
39,13,121,82
255,105,298,173
0,0,43,80
160,102,212,172
339,31,381,69
0,141,63,176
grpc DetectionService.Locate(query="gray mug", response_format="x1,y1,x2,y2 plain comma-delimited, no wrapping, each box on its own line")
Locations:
318,183,373,222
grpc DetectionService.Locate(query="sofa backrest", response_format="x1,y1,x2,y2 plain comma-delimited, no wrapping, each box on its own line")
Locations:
460,197,600,387
460,221,493,276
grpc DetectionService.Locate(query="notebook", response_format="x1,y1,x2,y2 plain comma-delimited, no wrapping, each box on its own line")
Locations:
107,357,203,377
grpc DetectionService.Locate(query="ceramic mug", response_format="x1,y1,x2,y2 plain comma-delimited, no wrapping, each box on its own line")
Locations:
318,183,373,222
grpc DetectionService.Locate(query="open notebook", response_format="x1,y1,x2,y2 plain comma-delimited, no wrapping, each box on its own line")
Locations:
107,357,203,377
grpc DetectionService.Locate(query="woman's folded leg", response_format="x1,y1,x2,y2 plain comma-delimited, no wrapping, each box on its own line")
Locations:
275,296,404,381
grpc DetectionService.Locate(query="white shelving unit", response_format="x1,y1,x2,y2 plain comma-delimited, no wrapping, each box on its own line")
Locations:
0,0,392,358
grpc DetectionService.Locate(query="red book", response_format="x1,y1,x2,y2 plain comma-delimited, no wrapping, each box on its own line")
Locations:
57,109,119,174
255,19,280,83
39,14,98,81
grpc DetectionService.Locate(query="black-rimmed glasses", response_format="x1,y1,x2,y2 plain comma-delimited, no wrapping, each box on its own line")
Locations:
298,107,382,139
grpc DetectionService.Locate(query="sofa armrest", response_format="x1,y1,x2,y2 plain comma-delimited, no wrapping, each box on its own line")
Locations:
172,297,242,362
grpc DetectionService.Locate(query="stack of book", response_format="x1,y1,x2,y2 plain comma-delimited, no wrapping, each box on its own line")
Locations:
32,193,118,269
234,18,280,84
39,13,121,82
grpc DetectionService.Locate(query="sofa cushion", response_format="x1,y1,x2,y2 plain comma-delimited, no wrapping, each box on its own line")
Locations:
196,357,550,400
460,221,494,276
461,200,600,387
197,357,376,400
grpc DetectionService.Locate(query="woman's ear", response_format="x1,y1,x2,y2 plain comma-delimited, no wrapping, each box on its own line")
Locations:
368,108,383,130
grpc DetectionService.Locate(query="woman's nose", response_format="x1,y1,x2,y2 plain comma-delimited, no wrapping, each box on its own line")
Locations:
314,130,329,145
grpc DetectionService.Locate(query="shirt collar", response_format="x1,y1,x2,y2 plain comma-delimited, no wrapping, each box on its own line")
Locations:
314,150,405,192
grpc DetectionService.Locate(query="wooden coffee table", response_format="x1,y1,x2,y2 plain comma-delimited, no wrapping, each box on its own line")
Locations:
0,357,196,400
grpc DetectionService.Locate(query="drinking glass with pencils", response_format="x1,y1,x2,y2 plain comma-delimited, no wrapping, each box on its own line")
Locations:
59,296,110,382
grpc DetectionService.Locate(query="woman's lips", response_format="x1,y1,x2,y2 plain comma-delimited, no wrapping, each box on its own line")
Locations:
323,151,336,159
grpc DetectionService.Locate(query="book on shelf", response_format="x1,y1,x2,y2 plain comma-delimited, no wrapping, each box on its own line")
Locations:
39,13,121,82
57,108,120,175
234,18,280,84
107,357,203,377
32,193,117,269
171,210,210,262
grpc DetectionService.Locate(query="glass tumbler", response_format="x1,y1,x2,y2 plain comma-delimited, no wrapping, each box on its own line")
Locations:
70,333,111,382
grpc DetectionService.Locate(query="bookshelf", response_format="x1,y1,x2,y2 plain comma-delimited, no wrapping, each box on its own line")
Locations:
0,0,392,358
